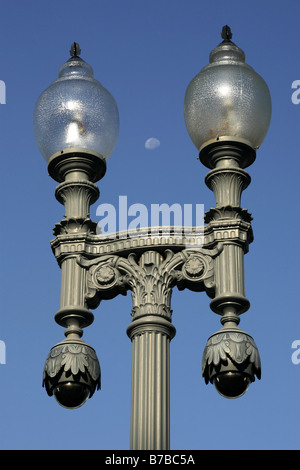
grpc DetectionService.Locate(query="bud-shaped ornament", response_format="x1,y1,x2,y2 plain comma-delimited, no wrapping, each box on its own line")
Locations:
202,326,261,399
43,338,101,409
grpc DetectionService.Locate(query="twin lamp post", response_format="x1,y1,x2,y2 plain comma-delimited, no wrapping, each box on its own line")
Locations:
33,26,271,450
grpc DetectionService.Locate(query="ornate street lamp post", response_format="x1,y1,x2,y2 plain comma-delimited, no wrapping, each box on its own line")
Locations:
33,27,271,450
184,25,271,398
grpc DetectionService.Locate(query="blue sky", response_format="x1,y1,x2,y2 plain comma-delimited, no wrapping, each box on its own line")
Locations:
0,0,300,450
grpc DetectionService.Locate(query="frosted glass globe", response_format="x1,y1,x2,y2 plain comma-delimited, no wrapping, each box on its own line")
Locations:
184,34,271,153
33,48,119,162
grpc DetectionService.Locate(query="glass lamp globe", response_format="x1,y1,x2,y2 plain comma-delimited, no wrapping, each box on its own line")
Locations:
184,26,271,160
33,43,119,162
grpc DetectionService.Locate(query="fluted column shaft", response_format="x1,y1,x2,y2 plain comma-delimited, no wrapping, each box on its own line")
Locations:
127,316,175,450
125,251,176,450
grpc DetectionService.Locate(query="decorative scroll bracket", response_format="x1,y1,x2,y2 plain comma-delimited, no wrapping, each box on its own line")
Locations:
77,244,223,320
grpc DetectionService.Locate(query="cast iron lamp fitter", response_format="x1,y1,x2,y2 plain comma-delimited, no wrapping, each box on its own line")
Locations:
34,27,271,449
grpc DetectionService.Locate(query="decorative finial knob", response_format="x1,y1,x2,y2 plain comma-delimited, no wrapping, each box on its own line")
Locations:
221,25,232,42
70,42,81,57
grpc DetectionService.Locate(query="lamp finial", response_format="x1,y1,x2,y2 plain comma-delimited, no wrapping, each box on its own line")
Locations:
221,25,232,42
70,42,81,57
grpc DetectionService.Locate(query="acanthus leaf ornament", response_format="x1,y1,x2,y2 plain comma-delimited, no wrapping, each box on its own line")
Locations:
43,339,101,399
202,327,261,391
78,246,223,319
53,217,99,236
